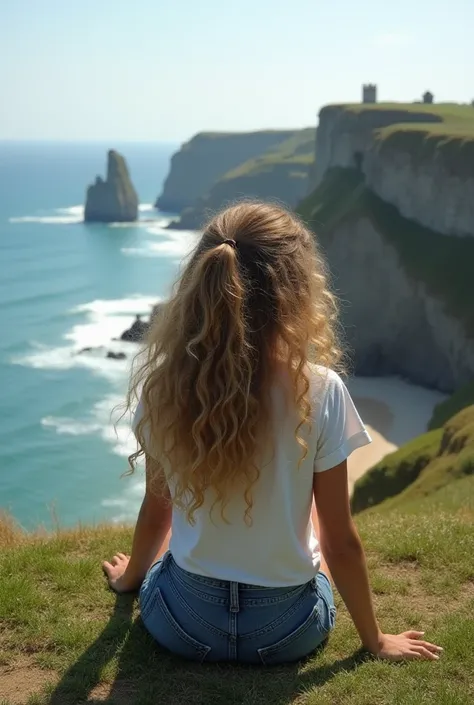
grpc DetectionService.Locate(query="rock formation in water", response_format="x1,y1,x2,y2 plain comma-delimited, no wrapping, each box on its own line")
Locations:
155,130,313,220
119,304,164,343
84,150,139,223
298,103,474,392
120,315,149,342
106,351,127,360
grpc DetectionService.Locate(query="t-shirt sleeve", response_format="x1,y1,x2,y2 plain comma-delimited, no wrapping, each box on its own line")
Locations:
314,371,372,473
132,394,144,439
131,392,153,455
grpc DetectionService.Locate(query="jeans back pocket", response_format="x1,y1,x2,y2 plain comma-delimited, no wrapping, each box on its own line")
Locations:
142,587,211,663
257,602,325,665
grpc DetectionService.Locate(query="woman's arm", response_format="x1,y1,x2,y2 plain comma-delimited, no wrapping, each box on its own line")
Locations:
313,461,442,661
103,456,172,593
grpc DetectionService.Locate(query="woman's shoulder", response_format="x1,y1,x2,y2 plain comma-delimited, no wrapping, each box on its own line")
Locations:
307,364,344,392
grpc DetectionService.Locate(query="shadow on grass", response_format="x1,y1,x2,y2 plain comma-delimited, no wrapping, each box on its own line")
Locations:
47,595,369,705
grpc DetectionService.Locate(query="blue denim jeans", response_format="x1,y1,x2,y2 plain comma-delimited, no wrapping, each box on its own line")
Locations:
139,551,336,664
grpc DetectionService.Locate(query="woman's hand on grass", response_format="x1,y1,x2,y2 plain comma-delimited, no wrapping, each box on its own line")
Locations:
102,553,137,593
373,631,443,661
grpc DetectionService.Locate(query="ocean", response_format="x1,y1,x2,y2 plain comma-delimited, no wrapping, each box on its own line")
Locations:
0,141,200,529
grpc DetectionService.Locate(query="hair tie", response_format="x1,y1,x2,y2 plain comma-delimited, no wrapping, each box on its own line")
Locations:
223,239,237,249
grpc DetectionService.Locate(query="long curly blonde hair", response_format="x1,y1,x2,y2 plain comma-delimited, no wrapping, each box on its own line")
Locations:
127,202,342,523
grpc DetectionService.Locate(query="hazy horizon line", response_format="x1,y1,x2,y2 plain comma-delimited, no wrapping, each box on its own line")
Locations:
0,138,182,145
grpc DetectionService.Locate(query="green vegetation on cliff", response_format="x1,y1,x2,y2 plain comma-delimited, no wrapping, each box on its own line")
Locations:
352,405,474,514
336,103,474,175
156,130,310,215
373,105,474,178
175,129,315,230
298,168,474,337
1,468,473,704
224,128,315,178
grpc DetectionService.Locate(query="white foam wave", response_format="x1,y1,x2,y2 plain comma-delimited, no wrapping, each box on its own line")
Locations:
13,342,130,381
12,295,156,381
9,215,82,225
71,295,157,318
122,229,199,259
9,203,163,227
41,416,102,436
57,205,84,216
9,204,84,225
42,393,140,459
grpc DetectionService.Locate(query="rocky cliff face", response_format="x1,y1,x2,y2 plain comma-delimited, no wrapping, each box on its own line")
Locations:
324,216,474,392
155,130,305,214
173,129,315,230
84,150,138,223
309,105,442,191
364,138,474,237
299,104,474,391
310,104,474,238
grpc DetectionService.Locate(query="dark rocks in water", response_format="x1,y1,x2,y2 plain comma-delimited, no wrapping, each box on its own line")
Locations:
120,314,150,342
76,346,126,361
106,351,127,360
84,150,139,223
119,304,165,343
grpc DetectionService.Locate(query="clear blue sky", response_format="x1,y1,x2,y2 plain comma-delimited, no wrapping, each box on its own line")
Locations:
1,0,472,142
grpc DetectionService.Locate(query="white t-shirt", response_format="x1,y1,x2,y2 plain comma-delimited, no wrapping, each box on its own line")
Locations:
133,365,371,587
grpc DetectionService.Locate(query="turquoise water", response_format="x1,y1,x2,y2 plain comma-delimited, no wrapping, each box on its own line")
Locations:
0,141,199,529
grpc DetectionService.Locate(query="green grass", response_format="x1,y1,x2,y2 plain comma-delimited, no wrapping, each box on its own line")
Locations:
318,102,474,176
322,102,474,125
297,167,474,337
351,430,442,513
176,130,316,229
352,406,474,514
1,471,474,705
223,129,316,180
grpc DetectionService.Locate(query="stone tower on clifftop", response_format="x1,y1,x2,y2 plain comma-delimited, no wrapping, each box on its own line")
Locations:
362,84,377,104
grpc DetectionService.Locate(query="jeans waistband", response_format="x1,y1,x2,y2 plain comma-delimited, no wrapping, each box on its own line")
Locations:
166,552,315,599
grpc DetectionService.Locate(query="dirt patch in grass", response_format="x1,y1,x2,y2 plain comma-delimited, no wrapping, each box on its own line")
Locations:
84,680,138,704
0,657,56,704
375,563,474,618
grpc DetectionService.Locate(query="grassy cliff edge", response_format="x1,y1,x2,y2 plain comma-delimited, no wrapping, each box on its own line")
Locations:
1,470,473,704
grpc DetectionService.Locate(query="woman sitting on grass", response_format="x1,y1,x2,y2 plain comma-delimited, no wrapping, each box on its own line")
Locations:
103,202,442,665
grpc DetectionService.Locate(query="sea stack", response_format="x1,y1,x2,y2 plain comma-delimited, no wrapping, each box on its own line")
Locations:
84,150,139,223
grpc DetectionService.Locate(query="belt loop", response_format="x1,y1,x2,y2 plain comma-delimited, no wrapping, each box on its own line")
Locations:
229,581,240,613
228,582,239,661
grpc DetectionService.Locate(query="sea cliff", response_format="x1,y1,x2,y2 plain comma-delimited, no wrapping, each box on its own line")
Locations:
299,102,474,392
155,130,305,214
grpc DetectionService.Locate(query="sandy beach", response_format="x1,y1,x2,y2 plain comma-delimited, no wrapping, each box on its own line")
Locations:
346,376,446,492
